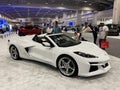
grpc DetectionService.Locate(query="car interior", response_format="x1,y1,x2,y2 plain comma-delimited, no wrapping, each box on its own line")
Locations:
32,35,54,47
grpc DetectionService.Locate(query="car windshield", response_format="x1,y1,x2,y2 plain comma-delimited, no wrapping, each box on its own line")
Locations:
49,34,81,47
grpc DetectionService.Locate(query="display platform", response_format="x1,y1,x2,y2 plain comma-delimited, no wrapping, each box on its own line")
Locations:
0,34,120,90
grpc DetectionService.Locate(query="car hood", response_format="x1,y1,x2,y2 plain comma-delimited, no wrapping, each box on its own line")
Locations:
62,41,108,58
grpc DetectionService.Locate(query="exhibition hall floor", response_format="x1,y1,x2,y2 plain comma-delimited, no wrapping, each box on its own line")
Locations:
0,34,120,90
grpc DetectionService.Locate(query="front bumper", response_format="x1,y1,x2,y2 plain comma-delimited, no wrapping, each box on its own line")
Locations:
77,60,111,77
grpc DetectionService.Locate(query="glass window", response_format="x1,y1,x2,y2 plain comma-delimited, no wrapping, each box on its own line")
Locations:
50,34,81,47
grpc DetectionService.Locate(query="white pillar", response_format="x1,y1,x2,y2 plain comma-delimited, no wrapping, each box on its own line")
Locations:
113,0,120,24
76,10,82,25
55,16,59,21
93,13,97,25
63,13,67,20
62,13,67,26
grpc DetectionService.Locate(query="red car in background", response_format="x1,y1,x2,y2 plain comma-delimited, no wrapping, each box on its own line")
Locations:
18,25,42,36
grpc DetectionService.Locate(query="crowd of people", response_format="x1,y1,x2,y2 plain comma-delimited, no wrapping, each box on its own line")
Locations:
13,20,109,49
41,21,109,49
42,21,62,34
40,21,109,49
72,22,109,49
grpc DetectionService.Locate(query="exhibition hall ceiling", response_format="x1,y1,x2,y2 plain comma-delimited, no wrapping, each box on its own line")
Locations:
0,0,114,19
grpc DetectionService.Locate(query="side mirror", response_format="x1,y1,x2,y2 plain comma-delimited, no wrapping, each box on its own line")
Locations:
42,42,51,47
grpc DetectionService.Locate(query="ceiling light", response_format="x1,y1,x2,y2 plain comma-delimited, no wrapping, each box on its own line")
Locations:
89,3,92,6
45,3,48,4
82,7,93,10
57,7,66,9
61,3,64,6
27,2,31,5
8,4,11,6
84,1,88,3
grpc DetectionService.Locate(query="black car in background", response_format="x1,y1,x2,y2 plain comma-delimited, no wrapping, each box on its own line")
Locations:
106,24,119,36
118,24,120,33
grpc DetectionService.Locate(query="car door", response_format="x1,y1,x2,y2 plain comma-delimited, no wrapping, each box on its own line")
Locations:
28,36,56,64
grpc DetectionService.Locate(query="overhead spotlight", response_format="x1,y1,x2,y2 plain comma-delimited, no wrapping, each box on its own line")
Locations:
61,3,64,6
84,1,88,3
8,4,11,6
45,3,48,4
89,3,92,6
27,2,31,5
82,7,93,10
57,7,66,9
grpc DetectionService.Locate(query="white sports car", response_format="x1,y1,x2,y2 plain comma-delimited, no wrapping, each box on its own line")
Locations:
8,33,111,77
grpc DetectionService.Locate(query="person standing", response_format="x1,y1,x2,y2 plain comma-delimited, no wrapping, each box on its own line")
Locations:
81,22,92,41
99,23,109,49
14,24,18,34
64,26,67,32
42,23,47,34
89,24,99,44
76,25,82,40
82,22,92,32
52,21,61,34
46,24,52,34
92,25,99,44
72,31,79,41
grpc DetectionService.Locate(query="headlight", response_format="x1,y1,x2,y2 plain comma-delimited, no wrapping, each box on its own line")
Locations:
74,52,98,58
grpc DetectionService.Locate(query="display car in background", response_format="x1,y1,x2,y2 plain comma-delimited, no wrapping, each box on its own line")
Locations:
106,24,119,36
18,25,42,36
66,26,76,31
118,24,120,33
8,33,111,77
0,19,11,34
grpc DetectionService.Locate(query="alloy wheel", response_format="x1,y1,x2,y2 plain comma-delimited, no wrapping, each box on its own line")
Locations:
10,46,19,60
58,57,76,76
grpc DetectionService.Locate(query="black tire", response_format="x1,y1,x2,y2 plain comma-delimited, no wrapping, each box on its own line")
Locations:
9,45,20,60
0,29,4,34
116,32,119,36
18,32,25,36
57,56,78,77
37,33,41,35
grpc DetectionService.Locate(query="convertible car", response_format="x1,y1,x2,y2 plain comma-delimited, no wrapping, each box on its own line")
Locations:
18,25,42,36
8,33,111,77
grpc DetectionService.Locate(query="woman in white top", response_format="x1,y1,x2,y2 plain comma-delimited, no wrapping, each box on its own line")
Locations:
46,24,53,34
72,31,79,41
99,23,109,49
99,23,109,40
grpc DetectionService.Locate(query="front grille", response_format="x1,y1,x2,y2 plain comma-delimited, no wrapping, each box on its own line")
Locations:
89,62,109,72
89,66,98,72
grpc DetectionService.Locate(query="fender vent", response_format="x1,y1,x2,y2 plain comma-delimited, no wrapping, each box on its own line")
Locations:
25,48,29,52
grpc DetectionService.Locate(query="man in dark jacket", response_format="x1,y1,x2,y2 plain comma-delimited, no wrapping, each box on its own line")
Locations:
92,26,99,44
89,24,99,44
